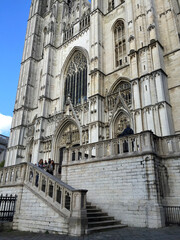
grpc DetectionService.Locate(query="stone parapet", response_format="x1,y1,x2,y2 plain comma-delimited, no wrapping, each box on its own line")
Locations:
61,131,180,168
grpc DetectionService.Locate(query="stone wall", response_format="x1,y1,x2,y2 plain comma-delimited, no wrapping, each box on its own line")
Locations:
0,186,68,234
162,158,180,206
62,154,165,228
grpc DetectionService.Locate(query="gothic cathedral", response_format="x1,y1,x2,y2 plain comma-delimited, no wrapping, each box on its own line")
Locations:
6,0,180,166
2,0,180,233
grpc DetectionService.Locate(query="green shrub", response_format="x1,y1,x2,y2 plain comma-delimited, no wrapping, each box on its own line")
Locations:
0,160,5,168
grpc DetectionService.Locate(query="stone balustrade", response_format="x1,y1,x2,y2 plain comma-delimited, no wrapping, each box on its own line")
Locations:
63,131,180,165
80,15,90,31
63,14,90,43
0,163,25,186
157,134,180,157
0,162,88,235
65,131,152,164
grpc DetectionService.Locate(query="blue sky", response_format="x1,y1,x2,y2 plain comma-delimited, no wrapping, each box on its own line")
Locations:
0,0,31,136
0,0,91,136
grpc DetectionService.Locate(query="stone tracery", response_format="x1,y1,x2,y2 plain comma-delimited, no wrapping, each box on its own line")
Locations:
106,80,132,138
107,80,132,111
64,51,87,106
114,20,127,67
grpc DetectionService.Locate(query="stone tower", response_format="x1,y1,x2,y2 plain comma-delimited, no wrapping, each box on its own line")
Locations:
6,0,180,166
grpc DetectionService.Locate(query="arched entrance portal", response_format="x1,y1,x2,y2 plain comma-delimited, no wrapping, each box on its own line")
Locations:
56,122,80,174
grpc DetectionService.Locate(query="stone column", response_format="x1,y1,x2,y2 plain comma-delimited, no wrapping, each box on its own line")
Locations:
132,80,141,109
154,72,165,102
69,190,88,236
89,1,106,143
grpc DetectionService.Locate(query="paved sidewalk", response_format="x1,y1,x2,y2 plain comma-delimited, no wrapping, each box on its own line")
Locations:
0,226,180,240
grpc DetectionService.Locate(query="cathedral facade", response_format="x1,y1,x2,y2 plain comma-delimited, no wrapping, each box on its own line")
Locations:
2,0,180,232
5,0,180,166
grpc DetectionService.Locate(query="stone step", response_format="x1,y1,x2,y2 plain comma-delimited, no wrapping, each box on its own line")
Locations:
86,224,127,234
86,205,98,209
88,220,121,228
87,216,114,222
87,208,101,212
87,212,108,217
86,202,127,234
86,202,93,206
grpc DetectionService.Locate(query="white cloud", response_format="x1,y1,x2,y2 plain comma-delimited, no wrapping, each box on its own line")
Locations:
0,113,12,136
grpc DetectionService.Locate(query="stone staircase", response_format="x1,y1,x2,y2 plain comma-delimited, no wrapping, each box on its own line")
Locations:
86,202,127,234
0,163,127,236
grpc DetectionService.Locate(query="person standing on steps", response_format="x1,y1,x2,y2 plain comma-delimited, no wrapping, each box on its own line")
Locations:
47,160,55,175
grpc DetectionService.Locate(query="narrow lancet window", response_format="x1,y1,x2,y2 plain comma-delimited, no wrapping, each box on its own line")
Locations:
114,20,127,67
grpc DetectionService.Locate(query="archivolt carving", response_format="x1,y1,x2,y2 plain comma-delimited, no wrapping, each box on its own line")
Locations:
59,123,80,147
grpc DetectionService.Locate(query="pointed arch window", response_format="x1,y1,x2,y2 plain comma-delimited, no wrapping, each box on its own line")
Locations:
107,80,132,111
114,20,127,67
114,81,131,105
64,51,87,106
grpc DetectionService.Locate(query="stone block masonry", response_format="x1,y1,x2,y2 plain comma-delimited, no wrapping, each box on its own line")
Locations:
62,155,165,228
0,186,69,234
162,158,180,206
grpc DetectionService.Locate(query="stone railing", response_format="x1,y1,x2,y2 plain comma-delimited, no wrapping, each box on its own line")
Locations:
64,131,153,164
63,26,74,42
80,15,90,31
155,134,180,157
0,162,88,235
62,131,180,165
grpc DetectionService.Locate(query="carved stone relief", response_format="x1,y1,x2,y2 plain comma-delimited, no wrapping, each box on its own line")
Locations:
82,129,89,144
27,125,35,138
114,113,130,138
59,123,80,148
40,140,52,153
